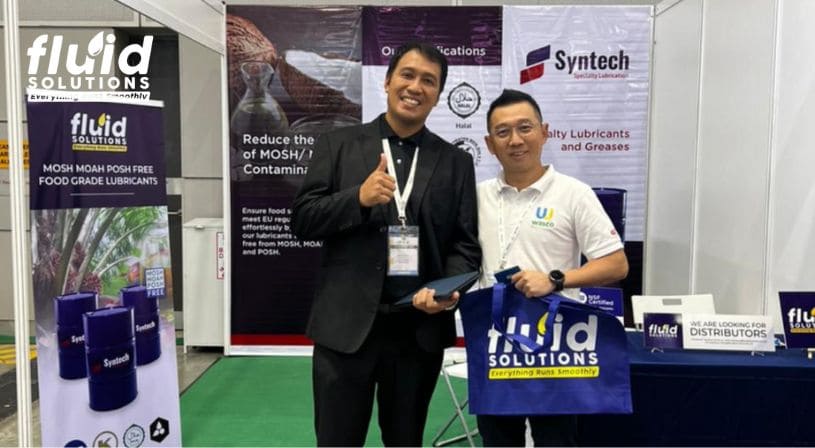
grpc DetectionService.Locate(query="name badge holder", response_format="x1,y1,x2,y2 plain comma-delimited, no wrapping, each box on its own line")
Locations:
382,138,420,277
388,225,419,276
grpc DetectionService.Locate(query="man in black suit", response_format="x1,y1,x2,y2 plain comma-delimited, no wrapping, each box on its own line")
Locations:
292,42,481,446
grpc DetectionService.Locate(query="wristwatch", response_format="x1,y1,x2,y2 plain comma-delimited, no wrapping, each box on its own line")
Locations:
548,270,565,292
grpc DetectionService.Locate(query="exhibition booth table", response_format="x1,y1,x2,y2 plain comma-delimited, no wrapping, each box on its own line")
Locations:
577,332,814,446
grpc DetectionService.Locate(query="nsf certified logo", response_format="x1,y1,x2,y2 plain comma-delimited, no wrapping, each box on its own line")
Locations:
447,82,481,119
452,137,482,166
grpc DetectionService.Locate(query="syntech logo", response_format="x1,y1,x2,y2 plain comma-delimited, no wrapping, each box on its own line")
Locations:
521,44,631,83
70,112,128,152
520,46,551,84
787,307,815,333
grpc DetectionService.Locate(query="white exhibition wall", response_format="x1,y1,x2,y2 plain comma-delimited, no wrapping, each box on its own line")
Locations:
647,0,815,329
767,1,815,323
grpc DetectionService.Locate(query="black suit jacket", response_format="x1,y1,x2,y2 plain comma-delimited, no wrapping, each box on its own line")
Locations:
292,116,481,354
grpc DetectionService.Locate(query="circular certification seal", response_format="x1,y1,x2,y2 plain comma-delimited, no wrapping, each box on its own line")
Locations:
447,82,481,119
123,424,146,447
452,137,482,166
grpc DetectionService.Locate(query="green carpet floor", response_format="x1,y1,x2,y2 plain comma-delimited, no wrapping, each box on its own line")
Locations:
181,356,479,446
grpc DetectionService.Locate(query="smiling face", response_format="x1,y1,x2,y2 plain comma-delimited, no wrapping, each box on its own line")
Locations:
383,49,443,136
485,101,548,184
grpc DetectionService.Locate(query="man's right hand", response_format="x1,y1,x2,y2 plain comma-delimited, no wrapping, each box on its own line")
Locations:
359,153,396,207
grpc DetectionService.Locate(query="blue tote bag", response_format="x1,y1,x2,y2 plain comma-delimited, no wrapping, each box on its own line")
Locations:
458,283,632,415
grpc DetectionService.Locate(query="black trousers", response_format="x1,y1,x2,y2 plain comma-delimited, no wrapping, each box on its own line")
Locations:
312,312,444,446
477,414,577,447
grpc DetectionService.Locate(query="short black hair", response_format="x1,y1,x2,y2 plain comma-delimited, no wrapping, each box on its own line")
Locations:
385,42,449,94
486,89,543,130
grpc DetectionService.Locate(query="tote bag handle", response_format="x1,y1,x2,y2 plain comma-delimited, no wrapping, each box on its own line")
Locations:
490,283,561,353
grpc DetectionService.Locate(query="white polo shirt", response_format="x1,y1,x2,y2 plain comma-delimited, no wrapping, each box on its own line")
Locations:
477,165,623,299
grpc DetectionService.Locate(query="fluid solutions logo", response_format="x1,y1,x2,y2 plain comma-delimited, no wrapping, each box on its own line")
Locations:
70,112,128,153
27,31,153,91
643,313,683,349
647,323,680,339
787,307,815,333
486,313,599,379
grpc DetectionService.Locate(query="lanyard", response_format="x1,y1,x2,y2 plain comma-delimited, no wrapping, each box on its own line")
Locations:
498,187,541,269
382,138,419,227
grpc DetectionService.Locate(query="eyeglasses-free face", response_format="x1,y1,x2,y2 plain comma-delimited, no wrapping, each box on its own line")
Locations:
384,49,443,134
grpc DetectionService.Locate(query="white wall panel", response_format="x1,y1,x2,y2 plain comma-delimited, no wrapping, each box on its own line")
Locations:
1,0,138,26
179,35,223,179
645,0,701,294
766,0,815,323
183,178,223,222
693,0,775,314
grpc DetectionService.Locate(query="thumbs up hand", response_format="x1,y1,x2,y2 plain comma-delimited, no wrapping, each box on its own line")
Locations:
359,153,396,207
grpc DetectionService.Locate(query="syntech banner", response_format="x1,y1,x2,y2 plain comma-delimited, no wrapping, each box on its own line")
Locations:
27,92,181,447
227,6,651,348
502,5,652,241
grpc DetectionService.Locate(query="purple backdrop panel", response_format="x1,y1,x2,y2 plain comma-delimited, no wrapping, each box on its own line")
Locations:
362,6,501,66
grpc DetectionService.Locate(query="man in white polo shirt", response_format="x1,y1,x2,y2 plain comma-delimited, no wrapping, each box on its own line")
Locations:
475,89,629,446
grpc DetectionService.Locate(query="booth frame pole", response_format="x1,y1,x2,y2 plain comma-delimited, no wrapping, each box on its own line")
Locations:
3,0,34,445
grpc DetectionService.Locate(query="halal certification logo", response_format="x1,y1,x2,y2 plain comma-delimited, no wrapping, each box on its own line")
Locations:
447,82,481,119
452,137,482,166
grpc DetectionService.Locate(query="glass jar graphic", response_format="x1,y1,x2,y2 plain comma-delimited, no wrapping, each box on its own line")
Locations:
230,61,289,181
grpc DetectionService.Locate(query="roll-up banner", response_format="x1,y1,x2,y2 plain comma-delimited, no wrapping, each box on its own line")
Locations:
27,91,181,447
226,6,652,350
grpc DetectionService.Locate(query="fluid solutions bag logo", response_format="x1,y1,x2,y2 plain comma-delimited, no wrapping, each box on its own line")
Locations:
27,32,153,91
459,283,632,415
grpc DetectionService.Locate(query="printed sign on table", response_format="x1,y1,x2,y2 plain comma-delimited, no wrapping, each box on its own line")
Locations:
779,291,815,348
682,314,774,352
643,312,683,350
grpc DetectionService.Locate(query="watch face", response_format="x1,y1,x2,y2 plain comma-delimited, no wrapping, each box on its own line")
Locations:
549,270,564,291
